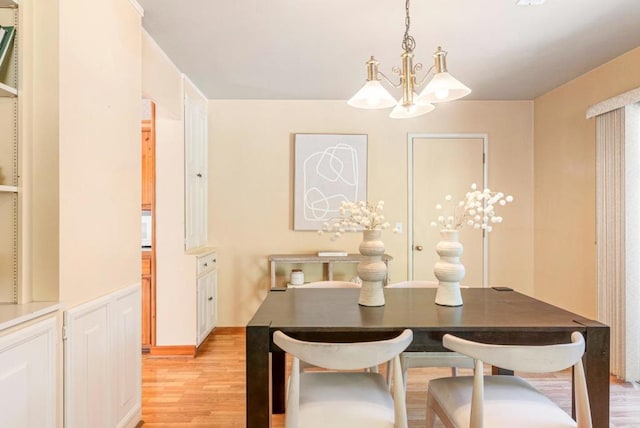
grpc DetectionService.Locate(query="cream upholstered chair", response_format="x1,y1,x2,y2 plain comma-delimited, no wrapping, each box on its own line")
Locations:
386,281,474,388
273,329,413,428
426,332,592,428
288,280,361,288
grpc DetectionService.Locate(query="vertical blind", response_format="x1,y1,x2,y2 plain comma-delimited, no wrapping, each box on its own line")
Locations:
595,104,640,381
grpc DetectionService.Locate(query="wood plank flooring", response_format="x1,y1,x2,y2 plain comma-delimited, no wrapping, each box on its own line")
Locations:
141,328,640,427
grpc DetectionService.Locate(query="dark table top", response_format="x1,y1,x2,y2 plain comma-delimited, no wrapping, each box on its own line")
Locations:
248,287,604,334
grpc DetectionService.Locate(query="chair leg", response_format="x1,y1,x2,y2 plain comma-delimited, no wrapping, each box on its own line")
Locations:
425,392,437,428
451,366,459,376
386,361,392,389
402,361,408,392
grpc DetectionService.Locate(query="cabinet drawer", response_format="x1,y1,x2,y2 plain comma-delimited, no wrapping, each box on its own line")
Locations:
197,252,217,275
142,253,152,276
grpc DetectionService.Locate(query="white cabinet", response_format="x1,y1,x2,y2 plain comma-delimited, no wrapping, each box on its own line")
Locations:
0,317,56,428
63,285,141,428
184,77,208,251
196,251,217,346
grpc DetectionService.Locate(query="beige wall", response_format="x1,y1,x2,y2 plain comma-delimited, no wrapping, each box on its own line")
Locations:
534,47,640,318
209,100,534,326
154,108,197,346
142,30,182,119
58,0,142,305
15,0,143,425
142,31,203,346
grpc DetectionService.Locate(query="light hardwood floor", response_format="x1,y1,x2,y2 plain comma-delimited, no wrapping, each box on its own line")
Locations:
142,328,640,427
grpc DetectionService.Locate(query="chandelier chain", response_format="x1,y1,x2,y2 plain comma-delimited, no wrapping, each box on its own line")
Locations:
402,0,416,53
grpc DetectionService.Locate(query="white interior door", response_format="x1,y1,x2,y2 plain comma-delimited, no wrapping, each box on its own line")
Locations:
409,134,488,287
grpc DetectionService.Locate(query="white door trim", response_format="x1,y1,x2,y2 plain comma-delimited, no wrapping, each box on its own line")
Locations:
407,133,489,286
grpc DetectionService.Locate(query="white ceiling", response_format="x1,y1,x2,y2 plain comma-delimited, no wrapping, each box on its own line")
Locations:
137,0,640,101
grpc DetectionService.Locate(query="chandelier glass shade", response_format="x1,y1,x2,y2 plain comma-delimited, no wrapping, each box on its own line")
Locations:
348,0,471,119
347,79,398,109
390,96,435,119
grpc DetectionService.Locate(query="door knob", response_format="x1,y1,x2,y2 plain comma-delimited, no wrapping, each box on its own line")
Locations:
415,245,423,251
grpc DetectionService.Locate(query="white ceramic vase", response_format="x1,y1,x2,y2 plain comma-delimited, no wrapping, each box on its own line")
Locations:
357,229,386,306
433,229,465,307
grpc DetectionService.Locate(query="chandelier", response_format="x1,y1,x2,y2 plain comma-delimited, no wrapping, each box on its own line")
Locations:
347,0,471,119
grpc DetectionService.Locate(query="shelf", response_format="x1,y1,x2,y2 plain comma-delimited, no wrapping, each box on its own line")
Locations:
0,81,17,97
0,0,18,8
0,302,60,332
0,185,18,193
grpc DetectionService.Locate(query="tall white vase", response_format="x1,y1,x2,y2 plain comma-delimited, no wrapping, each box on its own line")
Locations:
357,229,386,306
433,229,465,307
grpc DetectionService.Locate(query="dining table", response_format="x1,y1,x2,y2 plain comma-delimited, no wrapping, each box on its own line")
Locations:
245,287,609,428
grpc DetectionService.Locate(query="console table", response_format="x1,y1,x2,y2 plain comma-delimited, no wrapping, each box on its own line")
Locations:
268,253,393,288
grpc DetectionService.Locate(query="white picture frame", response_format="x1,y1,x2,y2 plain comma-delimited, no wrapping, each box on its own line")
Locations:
294,134,368,230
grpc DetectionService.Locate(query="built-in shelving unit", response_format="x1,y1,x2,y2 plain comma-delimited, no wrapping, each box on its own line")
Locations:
0,0,19,304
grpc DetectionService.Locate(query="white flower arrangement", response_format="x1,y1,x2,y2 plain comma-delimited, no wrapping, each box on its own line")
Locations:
430,183,513,232
319,200,394,240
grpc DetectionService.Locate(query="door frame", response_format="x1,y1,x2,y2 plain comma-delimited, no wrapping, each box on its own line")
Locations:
407,133,489,285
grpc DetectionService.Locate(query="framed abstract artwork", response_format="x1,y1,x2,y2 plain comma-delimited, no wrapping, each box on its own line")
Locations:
294,134,368,230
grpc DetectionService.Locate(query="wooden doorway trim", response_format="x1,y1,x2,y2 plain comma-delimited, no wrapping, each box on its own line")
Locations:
141,101,157,350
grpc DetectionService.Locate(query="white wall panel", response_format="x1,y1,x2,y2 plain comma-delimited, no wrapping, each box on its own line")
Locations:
64,284,141,428
0,317,56,428
113,286,142,427
64,294,111,428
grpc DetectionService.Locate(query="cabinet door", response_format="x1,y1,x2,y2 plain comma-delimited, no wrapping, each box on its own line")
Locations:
141,252,152,347
0,318,56,428
206,270,217,330
196,275,209,345
141,275,151,347
197,269,216,346
141,123,154,210
184,89,208,250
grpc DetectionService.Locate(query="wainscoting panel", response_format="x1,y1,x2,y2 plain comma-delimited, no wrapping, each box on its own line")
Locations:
0,317,56,428
113,285,142,428
64,284,141,428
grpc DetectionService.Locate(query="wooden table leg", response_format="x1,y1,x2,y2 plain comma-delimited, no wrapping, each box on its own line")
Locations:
491,366,514,375
582,324,610,428
246,325,271,428
272,350,286,413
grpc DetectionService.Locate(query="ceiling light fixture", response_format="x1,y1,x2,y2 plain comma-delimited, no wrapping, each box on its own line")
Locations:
348,0,471,119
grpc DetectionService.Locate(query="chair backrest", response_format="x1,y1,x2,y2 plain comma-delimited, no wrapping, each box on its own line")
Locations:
289,280,361,288
443,331,585,373
274,329,413,370
442,332,591,428
276,329,413,428
387,280,438,288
